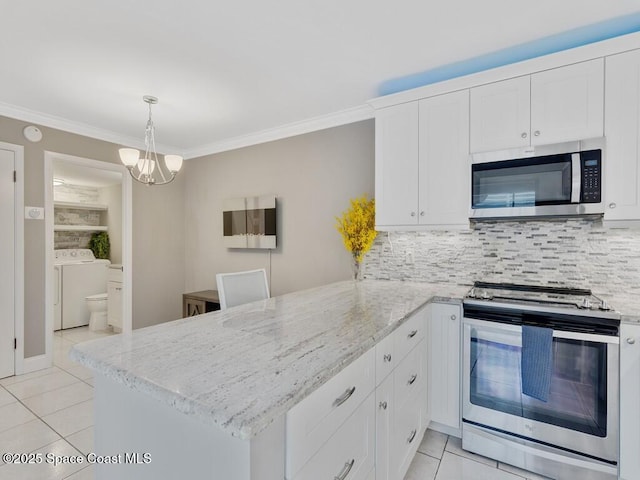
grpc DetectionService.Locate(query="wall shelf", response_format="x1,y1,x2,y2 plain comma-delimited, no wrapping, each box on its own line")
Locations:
54,201,108,211
54,225,108,232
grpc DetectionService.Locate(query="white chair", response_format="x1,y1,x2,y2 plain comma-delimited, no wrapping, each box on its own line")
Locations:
216,269,270,310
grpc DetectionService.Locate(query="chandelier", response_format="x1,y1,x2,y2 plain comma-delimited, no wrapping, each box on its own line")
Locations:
119,95,183,186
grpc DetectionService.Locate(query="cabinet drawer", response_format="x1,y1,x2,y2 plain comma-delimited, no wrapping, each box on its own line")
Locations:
292,394,375,480
394,309,425,363
394,340,425,409
286,348,375,479
375,332,395,385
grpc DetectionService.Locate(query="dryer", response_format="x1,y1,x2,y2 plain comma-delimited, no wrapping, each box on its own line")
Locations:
54,249,110,330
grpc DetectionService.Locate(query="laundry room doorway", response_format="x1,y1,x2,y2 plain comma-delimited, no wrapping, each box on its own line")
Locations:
44,152,132,367
0,142,24,379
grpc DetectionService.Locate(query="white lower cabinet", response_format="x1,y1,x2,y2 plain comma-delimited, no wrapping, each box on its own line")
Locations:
286,348,375,478
376,338,427,480
619,323,640,480
286,307,429,480
427,302,461,435
291,393,376,480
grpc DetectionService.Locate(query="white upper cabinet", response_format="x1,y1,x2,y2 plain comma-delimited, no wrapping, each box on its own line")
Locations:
604,49,640,221
470,75,530,152
375,102,419,227
530,58,604,146
469,59,604,153
418,90,470,226
375,91,470,229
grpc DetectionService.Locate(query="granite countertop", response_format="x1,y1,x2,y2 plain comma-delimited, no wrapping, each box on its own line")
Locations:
70,280,468,440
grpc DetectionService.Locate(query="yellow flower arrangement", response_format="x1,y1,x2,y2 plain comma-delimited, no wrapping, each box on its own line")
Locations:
335,195,377,268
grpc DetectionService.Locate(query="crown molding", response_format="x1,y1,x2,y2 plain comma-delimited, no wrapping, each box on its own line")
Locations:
0,100,373,160
183,104,374,159
0,101,177,153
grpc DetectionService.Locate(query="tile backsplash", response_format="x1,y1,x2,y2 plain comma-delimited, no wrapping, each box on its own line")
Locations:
362,218,640,296
54,184,102,250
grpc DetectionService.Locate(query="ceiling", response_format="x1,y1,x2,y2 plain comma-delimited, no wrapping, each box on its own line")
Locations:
2,2,639,158
53,160,122,188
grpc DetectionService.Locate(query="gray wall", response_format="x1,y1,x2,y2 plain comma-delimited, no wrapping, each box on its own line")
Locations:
184,120,375,296
0,115,185,357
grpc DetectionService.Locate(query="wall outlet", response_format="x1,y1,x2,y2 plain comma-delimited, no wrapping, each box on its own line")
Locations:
405,250,414,265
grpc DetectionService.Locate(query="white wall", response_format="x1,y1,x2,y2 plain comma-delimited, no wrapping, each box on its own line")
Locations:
184,121,374,296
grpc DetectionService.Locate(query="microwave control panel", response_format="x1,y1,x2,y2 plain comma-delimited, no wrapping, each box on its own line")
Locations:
580,151,601,203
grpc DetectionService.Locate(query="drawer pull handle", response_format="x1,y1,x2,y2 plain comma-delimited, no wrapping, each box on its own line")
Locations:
379,401,388,410
333,386,356,408
408,330,418,339
407,429,417,444
383,354,392,362
408,373,417,385
628,337,636,345
334,459,355,480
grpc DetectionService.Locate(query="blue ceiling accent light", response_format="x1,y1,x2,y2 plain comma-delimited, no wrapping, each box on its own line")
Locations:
378,12,640,96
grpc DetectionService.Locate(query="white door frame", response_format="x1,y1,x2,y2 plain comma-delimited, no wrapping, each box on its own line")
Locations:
0,142,24,375
43,152,132,368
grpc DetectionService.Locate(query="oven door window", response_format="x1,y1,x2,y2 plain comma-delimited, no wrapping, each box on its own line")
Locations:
469,327,608,437
472,155,572,209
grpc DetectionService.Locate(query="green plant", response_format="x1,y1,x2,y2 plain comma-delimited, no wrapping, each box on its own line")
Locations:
89,231,110,260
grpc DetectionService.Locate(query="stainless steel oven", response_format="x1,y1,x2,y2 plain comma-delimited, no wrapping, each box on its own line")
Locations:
462,283,620,480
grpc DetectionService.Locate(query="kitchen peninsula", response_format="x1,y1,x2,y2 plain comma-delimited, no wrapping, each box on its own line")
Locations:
70,280,467,480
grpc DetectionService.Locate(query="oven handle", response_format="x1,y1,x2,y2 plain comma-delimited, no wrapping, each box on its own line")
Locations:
463,317,619,345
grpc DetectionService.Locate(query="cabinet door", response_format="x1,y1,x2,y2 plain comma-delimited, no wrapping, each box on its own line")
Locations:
428,303,461,433
604,49,640,221
418,90,470,226
375,373,394,480
469,75,530,153
620,323,640,480
530,58,604,146
107,283,123,329
375,102,419,227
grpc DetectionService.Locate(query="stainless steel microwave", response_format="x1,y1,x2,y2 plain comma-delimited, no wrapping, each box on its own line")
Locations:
470,140,604,219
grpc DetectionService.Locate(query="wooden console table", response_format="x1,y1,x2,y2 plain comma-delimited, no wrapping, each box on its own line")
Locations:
182,290,221,317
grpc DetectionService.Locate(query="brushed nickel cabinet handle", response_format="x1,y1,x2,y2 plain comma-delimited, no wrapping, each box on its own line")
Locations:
534,130,541,136
521,132,527,138
408,329,418,338
407,429,417,444
383,353,392,362
334,459,355,480
450,314,456,321
379,401,388,410
408,373,418,385
333,386,356,408
410,211,416,217
609,203,617,209
628,337,636,345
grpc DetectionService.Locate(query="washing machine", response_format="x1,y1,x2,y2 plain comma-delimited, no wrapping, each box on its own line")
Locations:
54,249,110,330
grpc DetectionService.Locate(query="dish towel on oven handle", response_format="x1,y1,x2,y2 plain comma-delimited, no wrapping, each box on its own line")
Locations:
521,325,554,402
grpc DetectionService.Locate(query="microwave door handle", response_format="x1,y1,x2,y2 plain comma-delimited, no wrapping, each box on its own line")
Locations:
571,153,581,203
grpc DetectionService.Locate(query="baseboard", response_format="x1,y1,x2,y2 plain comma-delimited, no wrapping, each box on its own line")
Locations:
428,420,461,438
20,354,52,375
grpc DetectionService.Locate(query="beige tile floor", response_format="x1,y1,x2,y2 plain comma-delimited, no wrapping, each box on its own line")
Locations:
0,327,550,480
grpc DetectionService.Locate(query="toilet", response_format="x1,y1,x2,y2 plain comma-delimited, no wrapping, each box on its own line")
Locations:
86,293,108,331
